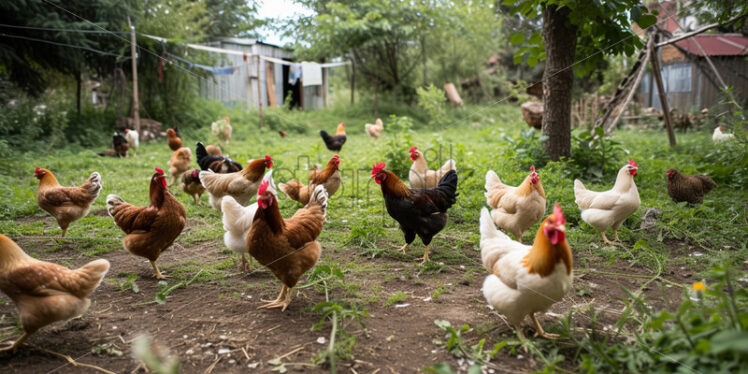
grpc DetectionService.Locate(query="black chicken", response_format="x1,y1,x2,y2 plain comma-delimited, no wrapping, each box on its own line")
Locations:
195,141,242,173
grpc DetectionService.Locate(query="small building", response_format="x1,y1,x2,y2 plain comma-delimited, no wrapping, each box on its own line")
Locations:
634,2,748,112
199,38,328,110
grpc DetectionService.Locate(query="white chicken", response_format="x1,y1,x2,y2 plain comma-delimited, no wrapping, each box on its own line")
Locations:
574,160,640,245
408,146,456,189
365,118,384,139
480,205,572,341
712,126,735,143
124,129,139,157
221,171,275,272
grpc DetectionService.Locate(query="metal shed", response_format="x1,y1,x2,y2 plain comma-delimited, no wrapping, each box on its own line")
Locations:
198,38,328,110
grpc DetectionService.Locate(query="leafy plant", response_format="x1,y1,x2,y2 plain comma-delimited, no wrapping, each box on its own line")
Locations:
384,291,407,307
429,320,506,373
417,84,448,126
132,334,179,374
500,127,550,169
382,115,415,179
141,270,204,305
569,126,626,181
110,274,140,294
554,264,748,373
345,218,385,250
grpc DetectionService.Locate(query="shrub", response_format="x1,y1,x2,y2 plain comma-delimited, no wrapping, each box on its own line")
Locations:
416,84,448,126
382,115,415,179
568,126,627,181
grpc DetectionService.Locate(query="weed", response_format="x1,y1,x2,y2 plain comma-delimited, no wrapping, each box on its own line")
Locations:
384,291,407,307
109,274,140,294
428,320,506,373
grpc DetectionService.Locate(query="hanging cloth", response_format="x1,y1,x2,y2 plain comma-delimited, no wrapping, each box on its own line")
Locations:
289,64,302,85
301,62,322,86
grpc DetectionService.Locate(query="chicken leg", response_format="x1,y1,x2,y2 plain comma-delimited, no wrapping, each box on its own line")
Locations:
240,253,252,272
151,261,167,279
421,244,431,264
601,232,619,246
259,285,294,311
394,243,409,253
0,332,31,353
531,314,560,339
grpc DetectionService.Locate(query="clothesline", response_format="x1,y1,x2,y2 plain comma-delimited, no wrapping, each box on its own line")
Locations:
140,33,350,68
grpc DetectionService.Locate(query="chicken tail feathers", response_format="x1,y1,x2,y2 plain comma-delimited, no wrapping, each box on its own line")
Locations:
279,179,303,201
484,170,503,191
574,179,586,192
105,194,125,217
78,258,111,290
196,142,208,163
221,196,245,233
86,172,102,197
438,159,457,175
308,185,329,217
479,207,501,240
319,130,332,143
436,169,459,204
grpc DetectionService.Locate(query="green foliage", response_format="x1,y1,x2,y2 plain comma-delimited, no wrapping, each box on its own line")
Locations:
503,0,652,76
499,127,550,169
563,264,748,373
382,115,415,179
345,218,384,249
416,85,448,126
700,108,748,186
384,291,407,307
110,274,140,294
428,320,506,373
142,270,204,305
568,126,627,181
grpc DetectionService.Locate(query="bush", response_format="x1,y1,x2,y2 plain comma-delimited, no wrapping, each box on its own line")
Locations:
568,126,627,181
416,84,448,126
381,115,415,179
499,127,549,170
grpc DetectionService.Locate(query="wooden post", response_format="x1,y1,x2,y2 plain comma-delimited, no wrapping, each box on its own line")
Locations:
256,55,263,128
649,43,676,147
127,17,141,135
322,67,328,108
350,59,355,105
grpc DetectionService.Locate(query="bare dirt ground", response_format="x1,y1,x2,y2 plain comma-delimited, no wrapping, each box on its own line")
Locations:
0,215,691,373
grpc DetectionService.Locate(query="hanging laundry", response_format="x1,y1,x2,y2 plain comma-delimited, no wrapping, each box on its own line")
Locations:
289,64,302,85
301,62,322,86
171,55,238,76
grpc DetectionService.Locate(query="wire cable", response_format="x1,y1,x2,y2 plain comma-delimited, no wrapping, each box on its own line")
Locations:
0,23,129,34
0,32,123,57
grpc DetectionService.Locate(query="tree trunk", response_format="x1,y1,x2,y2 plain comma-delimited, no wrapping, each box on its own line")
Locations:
541,4,577,161
75,71,82,115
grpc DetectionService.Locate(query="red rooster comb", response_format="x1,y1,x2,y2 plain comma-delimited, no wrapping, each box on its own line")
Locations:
35,167,41,173
371,162,386,177
553,204,566,225
154,167,164,175
628,160,638,168
125,129,129,133
340,122,345,127
333,154,340,160
264,155,273,169
719,126,723,131
224,116,229,121
258,179,270,196
530,165,537,175
409,146,418,153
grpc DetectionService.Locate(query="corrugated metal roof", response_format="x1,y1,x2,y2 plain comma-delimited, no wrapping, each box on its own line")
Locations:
675,34,748,56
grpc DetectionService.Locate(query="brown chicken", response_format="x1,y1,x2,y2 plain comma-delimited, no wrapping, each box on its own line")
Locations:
168,147,192,187
666,168,717,204
200,155,274,211
280,154,341,204
106,168,186,279
167,128,182,151
278,131,287,138
0,234,109,352
182,169,205,204
206,144,222,156
35,168,102,238
247,180,328,311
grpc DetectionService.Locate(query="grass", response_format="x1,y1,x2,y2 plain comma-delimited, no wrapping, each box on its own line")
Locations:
0,100,746,372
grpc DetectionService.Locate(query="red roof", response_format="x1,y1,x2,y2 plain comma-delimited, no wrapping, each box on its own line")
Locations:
675,34,748,56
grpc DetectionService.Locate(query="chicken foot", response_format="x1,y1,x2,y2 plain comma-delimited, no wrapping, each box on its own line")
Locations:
258,285,294,311
421,245,431,264
0,332,31,353
150,261,167,279
240,253,252,272
531,314,560,339
601,232,620,246
393,243,409,253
